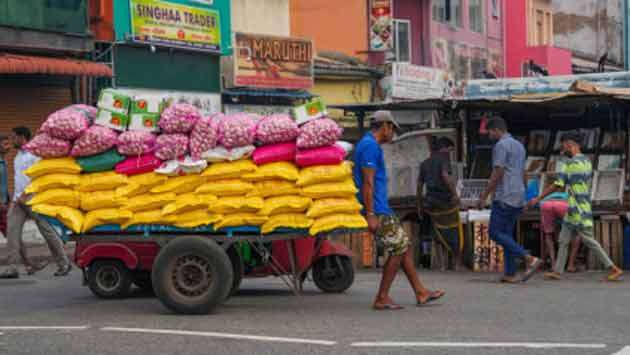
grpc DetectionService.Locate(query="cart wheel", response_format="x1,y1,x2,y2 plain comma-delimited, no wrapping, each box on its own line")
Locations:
312,256,354,293
152,237,233,315
133,272,153,294
226,245,243,298
88,260,133,299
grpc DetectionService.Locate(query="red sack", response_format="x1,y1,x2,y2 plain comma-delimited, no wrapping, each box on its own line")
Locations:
252,142,296,165
295,145,345,167
115,154,162,176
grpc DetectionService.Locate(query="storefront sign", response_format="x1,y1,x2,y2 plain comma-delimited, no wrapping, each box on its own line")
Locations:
369,0,393,51
129,0,221,52
117,87,221,115
391,63,448,100
230,32,314,90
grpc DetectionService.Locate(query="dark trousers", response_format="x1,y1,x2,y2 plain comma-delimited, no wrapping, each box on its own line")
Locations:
489,201,528,276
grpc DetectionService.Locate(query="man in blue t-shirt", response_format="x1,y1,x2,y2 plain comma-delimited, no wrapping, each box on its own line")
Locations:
353,110,445,311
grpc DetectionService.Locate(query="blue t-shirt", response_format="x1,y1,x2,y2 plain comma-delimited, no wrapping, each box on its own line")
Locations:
352,133,393,216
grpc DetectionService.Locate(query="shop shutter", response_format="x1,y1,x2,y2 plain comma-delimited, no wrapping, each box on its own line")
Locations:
0,86,72,197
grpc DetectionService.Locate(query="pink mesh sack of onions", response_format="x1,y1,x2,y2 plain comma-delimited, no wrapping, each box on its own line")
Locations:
24,134,71,158
217,113,257,149
190,114,220,160
40,105,96,140
296,118,343,149
255,114,299,145
155,133,189,160
117,131,157,156
159,103,201,134
70,126,118,157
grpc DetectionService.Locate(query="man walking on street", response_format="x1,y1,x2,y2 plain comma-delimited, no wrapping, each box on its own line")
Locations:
478,118,541,283
0,127,72,279
0,134,10,238
353,110,445,310
528,132,623,281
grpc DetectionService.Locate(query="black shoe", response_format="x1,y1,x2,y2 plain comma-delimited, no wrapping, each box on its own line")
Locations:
0,269,19,279
54,264,72,277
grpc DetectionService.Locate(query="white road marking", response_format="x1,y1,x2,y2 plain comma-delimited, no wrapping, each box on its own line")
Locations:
351,341,607,349
101,327,337,346
612,346,630,355
0,326,89,331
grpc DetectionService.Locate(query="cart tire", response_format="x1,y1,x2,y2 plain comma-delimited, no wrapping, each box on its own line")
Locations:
152,237,233,315
312,256,354,294
226,245,243,298
133,272,154,294
87,260,133,299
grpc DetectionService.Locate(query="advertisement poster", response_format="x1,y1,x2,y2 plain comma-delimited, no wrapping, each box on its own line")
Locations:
129,0,221,52
369,0,393,51
391,63,448,100
231,32,314,90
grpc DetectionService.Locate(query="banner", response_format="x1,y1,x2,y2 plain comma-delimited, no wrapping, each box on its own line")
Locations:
129,0,221,52
369,0,393,51
231,32,314,90
391,63,448,100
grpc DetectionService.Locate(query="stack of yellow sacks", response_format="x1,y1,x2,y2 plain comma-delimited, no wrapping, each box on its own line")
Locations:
25,158,367,235
244,161,313,234
298,161,367,236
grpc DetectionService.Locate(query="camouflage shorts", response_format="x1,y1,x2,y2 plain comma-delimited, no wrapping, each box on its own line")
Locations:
375,215,410,257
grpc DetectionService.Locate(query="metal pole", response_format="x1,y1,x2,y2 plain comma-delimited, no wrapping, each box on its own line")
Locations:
625,0,629,70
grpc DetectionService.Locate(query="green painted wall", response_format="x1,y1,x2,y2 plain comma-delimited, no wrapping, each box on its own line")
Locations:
114,45,221,92
0,0,88,34
113,0,232,55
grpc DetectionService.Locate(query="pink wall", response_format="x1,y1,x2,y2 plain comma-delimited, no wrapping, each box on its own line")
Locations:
505,0,572,77
429,0,505,79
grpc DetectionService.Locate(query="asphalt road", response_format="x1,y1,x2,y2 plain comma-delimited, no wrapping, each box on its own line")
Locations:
0,267,629,355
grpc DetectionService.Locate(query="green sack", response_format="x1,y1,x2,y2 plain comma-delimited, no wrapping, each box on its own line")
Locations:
77,149,125,173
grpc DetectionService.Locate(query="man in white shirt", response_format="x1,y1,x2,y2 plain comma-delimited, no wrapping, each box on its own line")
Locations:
0,127,71,279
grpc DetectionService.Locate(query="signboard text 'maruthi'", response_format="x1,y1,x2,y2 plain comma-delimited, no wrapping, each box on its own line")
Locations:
249,37,312,63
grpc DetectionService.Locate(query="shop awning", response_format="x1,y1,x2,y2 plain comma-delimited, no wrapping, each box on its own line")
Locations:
0,54,112,77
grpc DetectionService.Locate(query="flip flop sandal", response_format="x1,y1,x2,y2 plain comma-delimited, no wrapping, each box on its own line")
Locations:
26,261,49,275
522,258,543,283
373,303,404,311
605,272,624,282
417,290,446,306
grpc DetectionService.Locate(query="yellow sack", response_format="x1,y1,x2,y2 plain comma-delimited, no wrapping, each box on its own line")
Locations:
82,209,133,233
25,174,81,194
196,179,254,196
309,213,367,236
24,158,81,178
80,190,127,211
307,197,363,218
247,180,300,198
258,195,312,216
78,172,128,192
166,209,221,228
150,175,204,194
297,161,353,187
198,194,218,204
262,214,313,234
117,173,168,198
202,160,257,180
27,189,80,208
215,213,268,230
301,179,358,199
122,209,165,229
243,162,299,182
208,196,264,214
32,204,84,234
162,193,212,216
125,193,176,212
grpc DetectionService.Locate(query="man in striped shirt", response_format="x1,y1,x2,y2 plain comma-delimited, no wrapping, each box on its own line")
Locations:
529,132,623,281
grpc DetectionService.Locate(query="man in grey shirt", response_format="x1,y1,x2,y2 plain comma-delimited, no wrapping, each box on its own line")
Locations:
478,117,541,283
